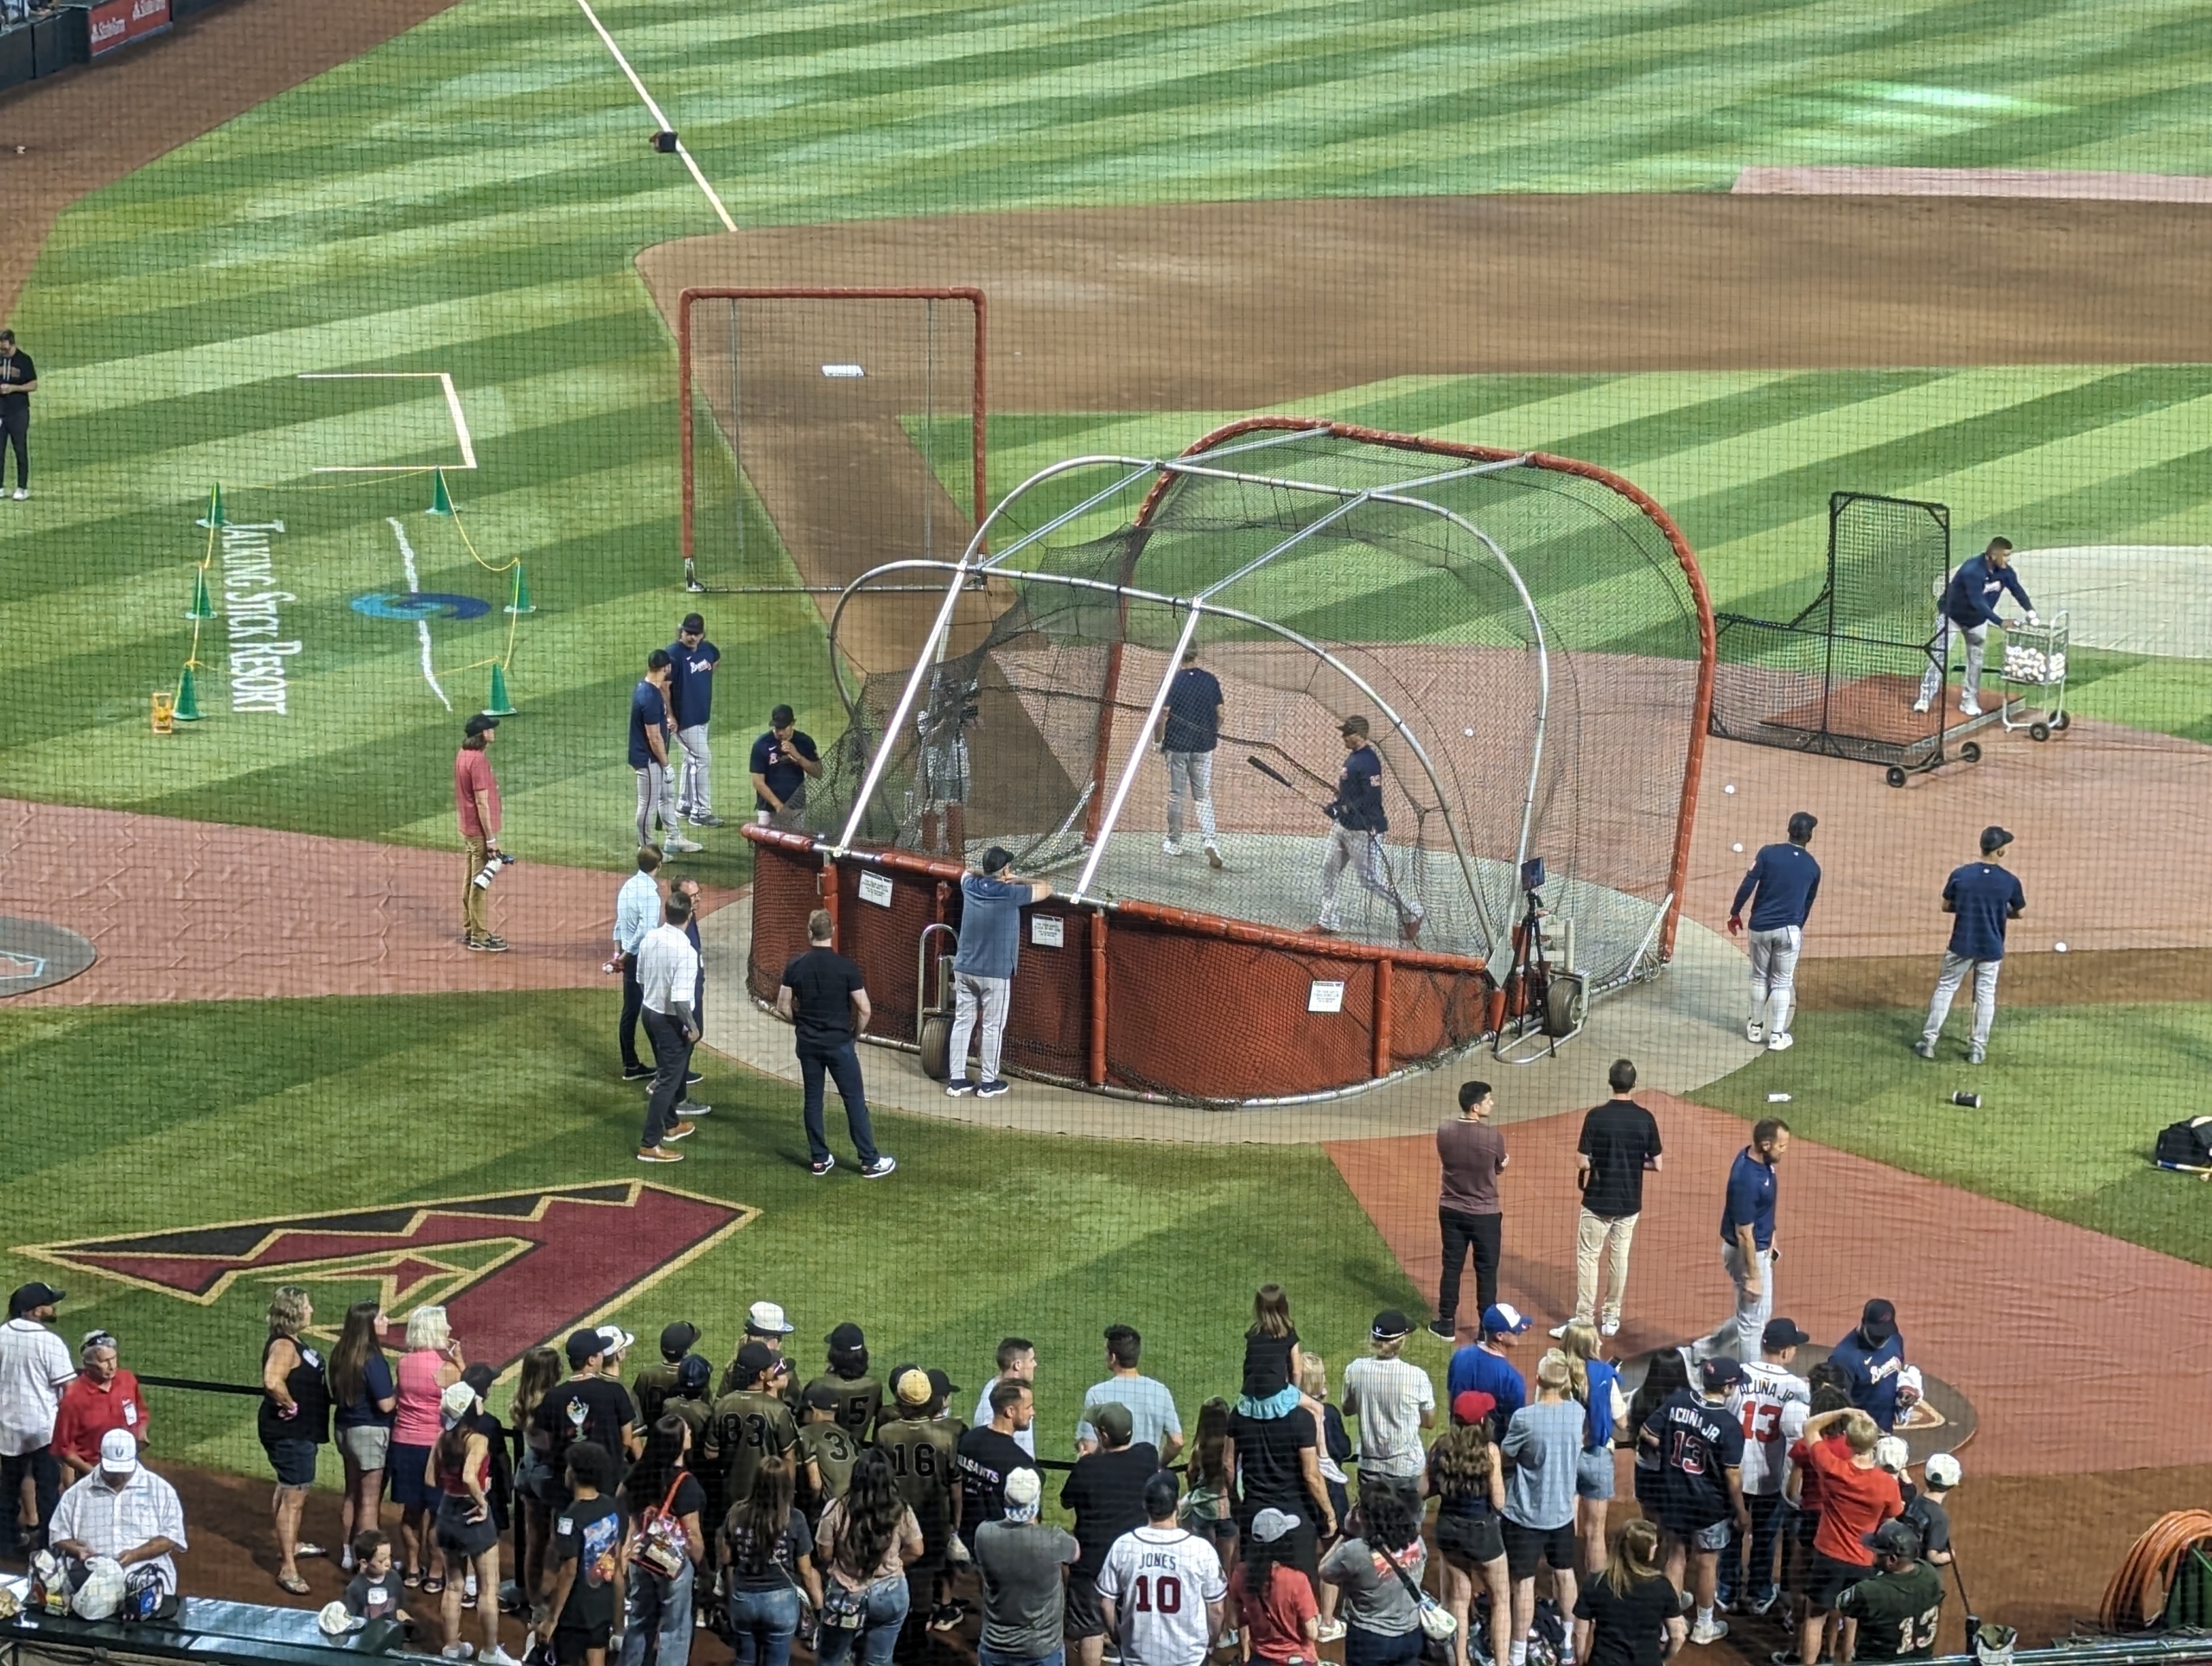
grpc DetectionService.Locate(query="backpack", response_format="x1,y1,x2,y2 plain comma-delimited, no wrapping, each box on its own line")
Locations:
2154,1117,2212,1172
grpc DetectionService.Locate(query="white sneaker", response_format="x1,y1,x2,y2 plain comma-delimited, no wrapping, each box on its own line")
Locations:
1746,1022,1765,1045
1205,844,1224,869
1911,698,1930,715
1316,1620,1347,1644
1162,839,1184,856
1599,1315,1621,1337
664,835,703,854
1958,699,1985,717
1548,1322,1572,1339
1766,1032,1793,1051
1689,1617,1730,1646
481,1650,522,1666
9,489,23,501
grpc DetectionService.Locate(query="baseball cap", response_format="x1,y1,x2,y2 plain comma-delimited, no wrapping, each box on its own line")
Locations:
747,1300,795,1336
735,1340,779,1383
894,1367,934,1408
1859,1298,1898,1344
99,1429,138,1475
565,1328,606,1367
461,1363,496,1399
927,1366,960,1401
317,1600,356,1637
1788,811,1818,842
680,614,705,635
1451,1389,1497,1428
1699,1357,1745,1390
803,1380,842,1413
1370,1309,1414,1341
1761,1317,1811,1351
1004,1466,1043,1513
464,714,499,736
597,1325,636,1359
660,1321,701,1359
1339,715,1370,738
9,1282,63,1317
1250,1507,1300,1544
1480,1302,1533,1337
677,1355,713,1396
1924,1453,1962,1489
1091,1402,1135,1445
1874,1435,1910,1473
441,1380,480,1425
1980,825,2014,855
1865,1519,1923,1560
827,1321,867,1351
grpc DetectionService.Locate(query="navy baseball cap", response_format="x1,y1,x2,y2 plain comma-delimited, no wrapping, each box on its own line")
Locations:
1699,1357,1745,1389
1859,1298,1899,1344
1865,1519,1923,1559
1980,825,2014,855
565,1328,604,1366
1762,1318,1811,1351
1481,1303,1533,1336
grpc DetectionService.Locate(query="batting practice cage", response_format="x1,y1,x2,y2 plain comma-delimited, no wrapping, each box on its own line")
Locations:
744,420,1714,1104
1709,492,1976,781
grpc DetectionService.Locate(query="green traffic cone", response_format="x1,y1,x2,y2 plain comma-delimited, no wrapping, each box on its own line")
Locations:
184,565,217,620
194,485,226,529
483,663,516,716
172,664,205,722
504,563,535,615
429,467,455,517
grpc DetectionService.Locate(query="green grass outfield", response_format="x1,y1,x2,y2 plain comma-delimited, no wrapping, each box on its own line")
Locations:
0,990,1421,1484
8,1,2212,868
1694,1001,2212,1270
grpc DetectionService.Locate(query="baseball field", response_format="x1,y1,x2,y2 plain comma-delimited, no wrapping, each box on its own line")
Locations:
3,0,2212,1653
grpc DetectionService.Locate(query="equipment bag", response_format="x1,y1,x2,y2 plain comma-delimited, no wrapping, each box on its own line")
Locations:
2155,1117,2212,1171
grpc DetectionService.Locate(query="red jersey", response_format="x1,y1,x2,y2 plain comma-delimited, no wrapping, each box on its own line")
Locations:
50,1370,150,1467
1229,1559,1317,1664
454,747,499,839
1792,1434,1900,1564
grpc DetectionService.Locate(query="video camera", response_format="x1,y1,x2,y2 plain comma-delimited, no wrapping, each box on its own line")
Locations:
472,850,518,891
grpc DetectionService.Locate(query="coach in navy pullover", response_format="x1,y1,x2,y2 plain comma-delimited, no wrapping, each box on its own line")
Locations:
1729,811,1820,1051
1938,540,2034,629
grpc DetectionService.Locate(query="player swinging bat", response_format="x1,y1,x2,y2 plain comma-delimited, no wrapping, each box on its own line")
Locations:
1305,715,1423,944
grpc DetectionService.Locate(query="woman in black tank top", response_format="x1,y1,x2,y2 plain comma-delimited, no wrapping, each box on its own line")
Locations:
259,1287,331,1593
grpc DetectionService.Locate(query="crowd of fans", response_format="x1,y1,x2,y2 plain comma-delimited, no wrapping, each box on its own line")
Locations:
0,1263,1965,1666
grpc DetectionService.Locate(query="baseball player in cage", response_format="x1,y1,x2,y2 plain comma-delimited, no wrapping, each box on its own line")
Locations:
1156,648,1225,868
1313,715,1424,944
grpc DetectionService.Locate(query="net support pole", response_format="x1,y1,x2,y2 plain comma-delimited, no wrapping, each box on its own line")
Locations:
1088,911,1109,1087
1371,958,1393,1080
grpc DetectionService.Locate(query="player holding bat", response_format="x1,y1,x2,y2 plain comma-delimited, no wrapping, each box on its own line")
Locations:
1311,715,1424,943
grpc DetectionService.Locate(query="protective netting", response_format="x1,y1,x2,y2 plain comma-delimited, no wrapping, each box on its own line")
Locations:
752,422,1712,1101
1712,492,1958,772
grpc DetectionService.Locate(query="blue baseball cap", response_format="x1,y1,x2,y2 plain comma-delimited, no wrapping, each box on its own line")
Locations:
1480,1303,1533,1336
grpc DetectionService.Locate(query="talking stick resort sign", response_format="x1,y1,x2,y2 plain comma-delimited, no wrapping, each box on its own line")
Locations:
220,521,297,715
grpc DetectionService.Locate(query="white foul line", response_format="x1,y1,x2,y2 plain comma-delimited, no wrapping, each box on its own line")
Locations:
569,0,737,233
300,372,477,473
387,516,453,710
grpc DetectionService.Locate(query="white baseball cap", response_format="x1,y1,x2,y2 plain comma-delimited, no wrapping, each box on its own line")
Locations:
1924,1452,1962,1488
99,1429,138,1475
747,1300,794,1336
318,1601,357,1637
441,1380,481,1425
1004,1467,1042,1513
1873,1435,1910,1473
597,1325,637,1358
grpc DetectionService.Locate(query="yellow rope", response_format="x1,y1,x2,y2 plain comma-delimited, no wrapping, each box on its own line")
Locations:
181,512,216,679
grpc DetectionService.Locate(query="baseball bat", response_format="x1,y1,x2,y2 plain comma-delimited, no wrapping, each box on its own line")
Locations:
1948,1550,1979,1644
1245,754,1331,817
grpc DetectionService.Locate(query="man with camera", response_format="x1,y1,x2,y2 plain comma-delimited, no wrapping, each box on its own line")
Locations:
454,714,505,952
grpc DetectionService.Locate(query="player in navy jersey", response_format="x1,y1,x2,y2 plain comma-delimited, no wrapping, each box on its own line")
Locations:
1313,716,1422,943
1638,1356,1747,1647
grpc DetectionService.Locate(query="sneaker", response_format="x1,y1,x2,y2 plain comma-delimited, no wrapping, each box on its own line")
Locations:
810,1155,836,1177
10,489,23,502
1914,1040,1936,1059
685,1069,703,1085
1600,1315,1621,1337
1400,914,1424,944
673,1101,712,1118
1689,1618,1729,1646
1311,920,1340,936
1748,1593,1782,1618
1205,844,1224,869
945,1078,975,1097
1163,839,1185,857
1316,1620,1348,1644
637,1146,683,1163
1958,699,1985,717
442,1646,474,1661
1968,1044,1986,1065
621,1064,652,1081
976,1079,1011,1098
1427,1319,1455,1340
928,1603,962,1633
1548,1322,1573,1339
1911,698,1930,715
480,933,509,951
685,577,708,594
664,835,704,854
1766,1032,1794,1051
861,1156,898,1180
689,814,725,828
340,1548,356,1574
1772,1653,1805,1666
1746,1022,1765,1044
481,1650,522,1666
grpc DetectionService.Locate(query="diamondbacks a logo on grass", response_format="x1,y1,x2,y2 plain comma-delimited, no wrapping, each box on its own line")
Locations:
17,1182,753,1372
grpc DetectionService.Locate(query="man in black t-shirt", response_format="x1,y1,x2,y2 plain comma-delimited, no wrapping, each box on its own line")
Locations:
0,330,34,499
1568,1058,1664,1337
1060,1402,1160,1666
1156,650,1225,867
1227,1398,1332,1577
531,1332,640,1513
957,1377,1037,1549
536,1441,626,1666
777,906,895,1180
1637,1357,1747,1647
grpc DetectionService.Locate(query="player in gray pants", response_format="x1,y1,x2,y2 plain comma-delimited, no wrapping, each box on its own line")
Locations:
1916,825,2025,1065
1726,811,1821,1052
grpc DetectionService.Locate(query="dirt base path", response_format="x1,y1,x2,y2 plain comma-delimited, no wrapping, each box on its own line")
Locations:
0,797,733,1005
0,0,462,316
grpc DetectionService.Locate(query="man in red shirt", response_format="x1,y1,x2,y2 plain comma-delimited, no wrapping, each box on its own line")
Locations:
454,714,505,951
1789,1407,1901,1666
50,1331,149,1485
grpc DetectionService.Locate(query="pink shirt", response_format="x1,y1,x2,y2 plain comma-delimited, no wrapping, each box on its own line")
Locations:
394,1350,448,1446
454,747,499,840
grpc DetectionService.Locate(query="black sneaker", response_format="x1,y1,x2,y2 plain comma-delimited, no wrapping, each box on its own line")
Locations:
976,1079,1010,1098
621,1064,652,1081
685,1069,703,1085
1427,1319,1455,1340
810,1155,836,1177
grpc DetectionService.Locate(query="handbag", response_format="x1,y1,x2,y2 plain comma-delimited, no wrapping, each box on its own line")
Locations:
633,1472,692,1579
1378,1542,1459,1644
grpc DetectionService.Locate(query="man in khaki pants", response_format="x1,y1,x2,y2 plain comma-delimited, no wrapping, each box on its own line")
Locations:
454,713,504,952
1559,1059,1663,1339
